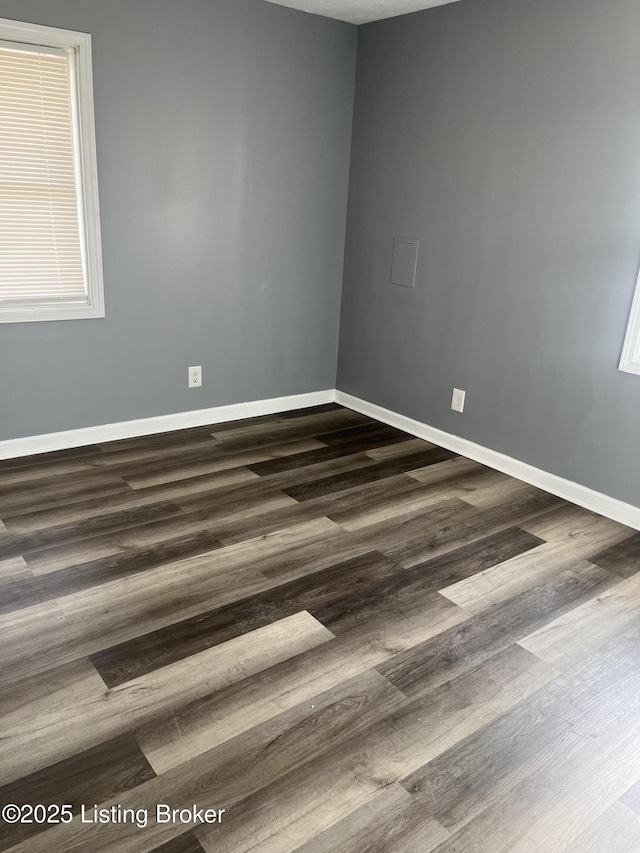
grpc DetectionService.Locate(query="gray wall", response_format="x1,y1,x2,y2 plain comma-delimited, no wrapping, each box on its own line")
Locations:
337,0,640,506
0,0,356,439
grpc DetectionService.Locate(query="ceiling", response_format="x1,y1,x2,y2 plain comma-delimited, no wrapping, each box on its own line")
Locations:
264,0,462,26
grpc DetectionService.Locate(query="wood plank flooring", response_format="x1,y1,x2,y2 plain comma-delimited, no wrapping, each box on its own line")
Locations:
1,402,640,852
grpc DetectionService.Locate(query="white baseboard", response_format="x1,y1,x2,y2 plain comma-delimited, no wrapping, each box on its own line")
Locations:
335,390,640,531
3,385,639,532
0,390,335,460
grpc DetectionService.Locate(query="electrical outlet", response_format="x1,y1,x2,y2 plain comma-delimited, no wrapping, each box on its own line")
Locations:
188,366,202,388
451,388,466,413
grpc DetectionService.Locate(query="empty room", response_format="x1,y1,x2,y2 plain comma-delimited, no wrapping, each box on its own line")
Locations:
1,0,640,850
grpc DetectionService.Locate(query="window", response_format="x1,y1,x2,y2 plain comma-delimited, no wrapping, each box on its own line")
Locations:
0,18,104,323
620,270,640,375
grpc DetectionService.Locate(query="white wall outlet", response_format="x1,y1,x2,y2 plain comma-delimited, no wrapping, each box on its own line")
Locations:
188,366,202,388
451,388,466,413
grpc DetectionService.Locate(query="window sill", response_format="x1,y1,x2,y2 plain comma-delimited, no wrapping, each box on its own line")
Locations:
0,302,105,324
619,358,640,376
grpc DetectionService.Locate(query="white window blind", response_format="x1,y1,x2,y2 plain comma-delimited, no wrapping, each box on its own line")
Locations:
0,17,104,324
0,41,88,306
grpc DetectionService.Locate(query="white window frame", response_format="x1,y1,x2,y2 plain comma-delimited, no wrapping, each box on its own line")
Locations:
619,269,640,375
0,17,104,323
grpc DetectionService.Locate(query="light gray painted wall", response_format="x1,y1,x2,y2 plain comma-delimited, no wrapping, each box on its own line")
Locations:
0,0,356,439
337,0,640,506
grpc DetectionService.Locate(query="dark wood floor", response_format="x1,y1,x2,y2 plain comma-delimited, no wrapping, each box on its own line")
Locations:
1,404,640,852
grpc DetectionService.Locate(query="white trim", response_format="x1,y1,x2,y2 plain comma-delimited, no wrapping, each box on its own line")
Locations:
0,17,90,48
335,390,640,531
620,267,640,375
0,390,335,460
0,299,105,324
0,17,104,324
3,385,639,531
